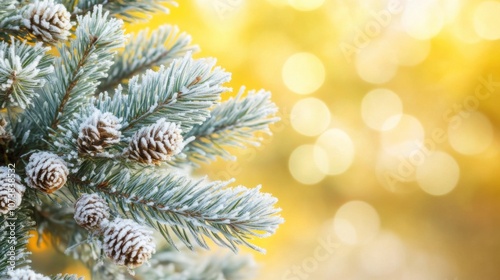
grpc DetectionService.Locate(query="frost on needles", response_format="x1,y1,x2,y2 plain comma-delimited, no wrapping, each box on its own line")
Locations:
0,1,283,279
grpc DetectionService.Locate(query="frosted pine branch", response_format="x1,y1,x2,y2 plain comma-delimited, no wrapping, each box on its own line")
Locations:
7,267,50,279
0,0,23,41
99,25,198,94
95,53,231,135
179,88,279,164
51,273,85,280
17,6,124,146
0,0,283,277
85,170,283,253
0,38,53,109
33,202,100,266
73,0,177,22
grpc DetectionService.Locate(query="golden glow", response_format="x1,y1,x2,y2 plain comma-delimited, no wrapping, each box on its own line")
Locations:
416,151,460,196
37,1,500,279
392,33,431,66
314,129,355,175
289,145,326,184
291,97,331,136
375,150,416,193
355,41,398,84
251,31,295,85
334,201,380,245
266,0,287,6
282,52,325,95
288,0,325,11
448,112,494,155
362,88,403,131
359,231,406,276
474,1,500,40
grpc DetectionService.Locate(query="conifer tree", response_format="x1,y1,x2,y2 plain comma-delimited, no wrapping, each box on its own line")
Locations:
0,1,283,279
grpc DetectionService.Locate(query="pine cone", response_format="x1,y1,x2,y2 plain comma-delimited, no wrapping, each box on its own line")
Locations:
7,267,50,280
127,119,184,165
25,152,68,194
0,166,25,214
102,218,156,268
0,119,13,145
77,111,121,155
74,193,110,233
22,0,72,43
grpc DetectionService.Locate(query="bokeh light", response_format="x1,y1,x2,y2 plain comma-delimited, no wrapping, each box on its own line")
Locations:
380,114,425,156
291,97,331,136
375,151,416,193
401,0,445,40
391,32,431,66
355,40,398,84
333,201,380,245
282,52,325,94
473,1,500,40
289,145,325,185
448,112,494,155
416,151,460,196
361,88,403,131
314,129,355,176
38,1,500,279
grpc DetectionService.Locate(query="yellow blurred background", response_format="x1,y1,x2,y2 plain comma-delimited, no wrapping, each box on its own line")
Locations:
32,0,500,279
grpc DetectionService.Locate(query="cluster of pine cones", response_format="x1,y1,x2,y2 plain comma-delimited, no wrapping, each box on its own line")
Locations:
0,0,189,270
0,108,185,268
74,193,156,268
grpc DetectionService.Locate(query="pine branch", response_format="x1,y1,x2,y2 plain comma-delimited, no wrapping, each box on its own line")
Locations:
0,38,53,109
95,53,231,136
2,1,283,277
0,0,26,42
177,88,279,165
32,201,100,265
0,206,35,274
98,25,198,94
92,259,132,280
73,0,177,22
15,6,125,148
70,168,282,253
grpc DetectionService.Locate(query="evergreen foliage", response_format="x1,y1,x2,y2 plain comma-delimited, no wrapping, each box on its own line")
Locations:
0,0,282,279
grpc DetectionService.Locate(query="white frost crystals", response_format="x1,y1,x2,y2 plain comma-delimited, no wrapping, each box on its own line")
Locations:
7,267,50,280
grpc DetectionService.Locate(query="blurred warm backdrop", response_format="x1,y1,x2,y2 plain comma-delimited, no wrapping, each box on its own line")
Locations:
32,0,500,279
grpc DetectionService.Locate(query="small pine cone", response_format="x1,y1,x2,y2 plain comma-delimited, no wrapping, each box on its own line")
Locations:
22,0,72,43
25,152,68,194
0,119,13,145
103,218,156,268
7,267,50,280
77,111,121,155
0,166,25,214
74,193,110,233
127,119,184,165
